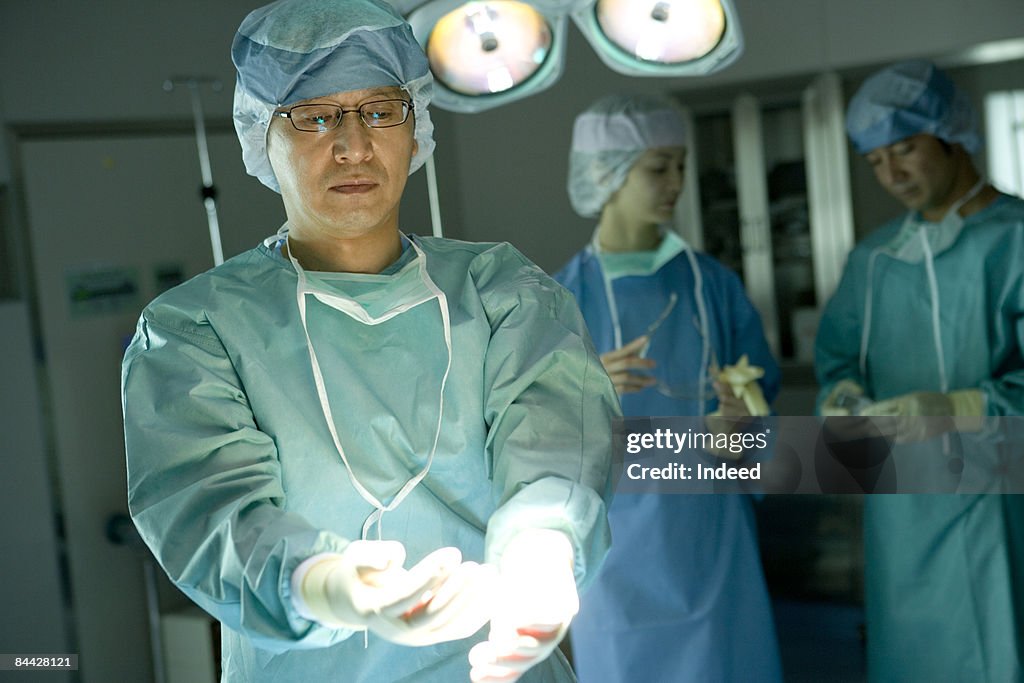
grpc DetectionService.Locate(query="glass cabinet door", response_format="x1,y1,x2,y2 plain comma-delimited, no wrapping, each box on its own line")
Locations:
677,73,854,365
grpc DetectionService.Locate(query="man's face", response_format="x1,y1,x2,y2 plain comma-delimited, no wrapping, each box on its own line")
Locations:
267,86,417,241
605,146,687,225
864,133,960,221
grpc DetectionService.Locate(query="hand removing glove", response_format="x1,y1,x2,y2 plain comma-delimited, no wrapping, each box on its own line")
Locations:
296,540,496,647
860,389,984,443
469,530,578,683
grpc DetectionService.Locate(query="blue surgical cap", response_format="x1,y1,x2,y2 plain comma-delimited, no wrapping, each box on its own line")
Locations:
846,59,979,155
568,94,688,218
232,0,435,192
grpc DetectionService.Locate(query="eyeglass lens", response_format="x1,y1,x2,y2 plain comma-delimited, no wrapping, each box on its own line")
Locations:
288,100,409,131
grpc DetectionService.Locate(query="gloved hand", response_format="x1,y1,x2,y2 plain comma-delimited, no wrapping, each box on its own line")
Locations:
296,541,497,646
705,356,768,460
704,381,748,461
860,389,984,443
710,355,770,417
469,530,578,683
599,336,657,395
821,379,869,417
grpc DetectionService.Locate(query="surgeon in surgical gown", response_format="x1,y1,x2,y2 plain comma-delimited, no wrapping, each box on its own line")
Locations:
817,60,1024,682
554,94,783,682
121,2,616,681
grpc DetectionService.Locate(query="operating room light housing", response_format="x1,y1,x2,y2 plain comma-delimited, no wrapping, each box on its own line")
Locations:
398,0,744,113
576,0,742,76
406,0,570,113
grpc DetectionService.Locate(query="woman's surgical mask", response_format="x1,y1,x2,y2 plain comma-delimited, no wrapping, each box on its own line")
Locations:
591,229,687,279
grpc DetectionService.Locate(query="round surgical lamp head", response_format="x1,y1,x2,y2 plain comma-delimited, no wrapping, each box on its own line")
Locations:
406,0,571,112
572,0,743,76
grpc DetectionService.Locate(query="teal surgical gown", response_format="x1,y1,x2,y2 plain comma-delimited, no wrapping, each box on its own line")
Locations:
122,234,617,682
554,241,783,682
816,194,1024,682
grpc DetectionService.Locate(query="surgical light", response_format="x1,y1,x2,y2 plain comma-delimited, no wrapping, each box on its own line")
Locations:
407,0,566,112
595,0,726,64
398,0,743,112
426,1,551,96
574,0,742,77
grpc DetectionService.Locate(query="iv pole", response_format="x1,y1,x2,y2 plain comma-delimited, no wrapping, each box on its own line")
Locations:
425,154,444,238
163,77,226,266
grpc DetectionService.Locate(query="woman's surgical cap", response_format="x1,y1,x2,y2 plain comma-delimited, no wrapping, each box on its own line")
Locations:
231,0,435,192
568,94,688,218
845,59,979,155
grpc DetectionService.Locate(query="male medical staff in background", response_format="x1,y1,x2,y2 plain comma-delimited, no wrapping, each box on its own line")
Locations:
816,59,1024,682
554,94,783,683
121,1,617,681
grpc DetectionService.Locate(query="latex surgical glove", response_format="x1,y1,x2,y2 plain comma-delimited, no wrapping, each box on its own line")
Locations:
710,355,770,417
296,541,497,647
599,335,656,395
860,389,984,444
712,380,752,418
821,379,869,417
703,380,750,461
704,357,768,460
469,530,578,683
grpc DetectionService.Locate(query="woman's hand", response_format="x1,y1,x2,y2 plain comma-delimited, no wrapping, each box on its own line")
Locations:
599,336,657,395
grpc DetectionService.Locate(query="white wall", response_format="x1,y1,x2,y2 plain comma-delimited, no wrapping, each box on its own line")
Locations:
0,302,72,682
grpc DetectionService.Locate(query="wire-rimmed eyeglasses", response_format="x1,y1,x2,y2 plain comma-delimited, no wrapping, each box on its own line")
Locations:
273,99,414,132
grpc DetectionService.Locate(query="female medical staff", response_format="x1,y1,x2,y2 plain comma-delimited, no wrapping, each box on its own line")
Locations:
554,94,783,682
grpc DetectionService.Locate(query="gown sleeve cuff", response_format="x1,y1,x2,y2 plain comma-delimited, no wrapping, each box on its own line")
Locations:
484,476,610,593
290,552,347,624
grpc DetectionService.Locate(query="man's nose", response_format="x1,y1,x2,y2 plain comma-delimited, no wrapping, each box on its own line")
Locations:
332,113,373,164
876,155,903,186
